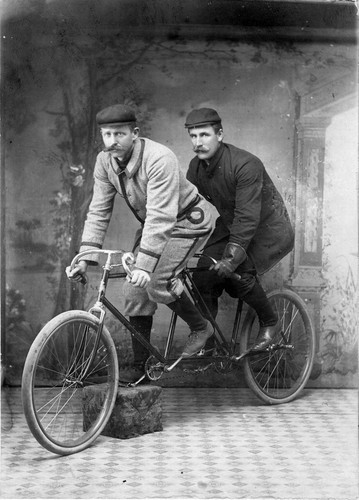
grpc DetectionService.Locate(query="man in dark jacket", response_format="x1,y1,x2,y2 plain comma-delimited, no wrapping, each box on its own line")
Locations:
185,108,294,350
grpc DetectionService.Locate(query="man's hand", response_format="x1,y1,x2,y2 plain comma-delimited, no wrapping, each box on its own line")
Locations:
65,260,88,283
210,260,234,278
210,243,246,279
130,269,151,288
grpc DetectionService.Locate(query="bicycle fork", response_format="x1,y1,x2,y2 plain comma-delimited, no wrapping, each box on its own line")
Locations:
76,254,112,382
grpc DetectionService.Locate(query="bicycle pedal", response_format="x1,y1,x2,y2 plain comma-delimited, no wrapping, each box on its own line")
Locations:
198,348,216,358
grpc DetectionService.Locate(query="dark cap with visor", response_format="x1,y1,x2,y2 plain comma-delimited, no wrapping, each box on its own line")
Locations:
96,104,137,127
184,108,221,128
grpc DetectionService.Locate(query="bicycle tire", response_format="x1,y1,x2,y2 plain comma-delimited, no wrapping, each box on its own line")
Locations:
21,310,119,455
240,288,316,404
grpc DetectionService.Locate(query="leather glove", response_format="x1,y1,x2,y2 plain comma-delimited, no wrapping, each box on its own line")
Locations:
210,242,246,278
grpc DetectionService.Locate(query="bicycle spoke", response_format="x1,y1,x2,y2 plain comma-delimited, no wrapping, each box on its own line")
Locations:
36,382,77,414
44,387,79,430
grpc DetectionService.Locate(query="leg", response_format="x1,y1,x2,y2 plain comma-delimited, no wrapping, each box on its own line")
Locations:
226,260,279,350
192,240,228,351
122,278,157,383
192,251,226,320
117,316,153,385
166,291,213,357
146,198,215,356
123,280,156,365
241,280,280,350
130,316,153,368
195,237,279,351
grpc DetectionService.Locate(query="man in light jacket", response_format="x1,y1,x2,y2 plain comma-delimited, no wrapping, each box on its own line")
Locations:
66,104,215,382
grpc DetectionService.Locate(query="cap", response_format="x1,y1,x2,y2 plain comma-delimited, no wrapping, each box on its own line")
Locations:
184,108,221,128
96,104,137,127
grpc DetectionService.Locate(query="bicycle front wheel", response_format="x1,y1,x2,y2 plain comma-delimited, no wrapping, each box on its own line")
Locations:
241,289,316,404
21,310,119,455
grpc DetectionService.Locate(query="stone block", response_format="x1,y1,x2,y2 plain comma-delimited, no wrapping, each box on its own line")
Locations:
83,384,163,439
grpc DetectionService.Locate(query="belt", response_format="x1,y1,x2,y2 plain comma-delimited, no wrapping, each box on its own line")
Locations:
177,194,201,220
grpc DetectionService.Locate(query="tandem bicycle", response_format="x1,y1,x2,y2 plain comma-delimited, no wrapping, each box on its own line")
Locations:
21,249,316,455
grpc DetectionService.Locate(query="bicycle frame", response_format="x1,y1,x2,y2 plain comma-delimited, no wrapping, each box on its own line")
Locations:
71,250,244,373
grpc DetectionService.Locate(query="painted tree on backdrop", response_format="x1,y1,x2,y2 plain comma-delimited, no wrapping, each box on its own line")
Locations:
38,31,154,315
4,9,243,317
4,20,154,315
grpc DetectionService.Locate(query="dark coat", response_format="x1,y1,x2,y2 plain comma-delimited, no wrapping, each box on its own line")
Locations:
187,142,294,275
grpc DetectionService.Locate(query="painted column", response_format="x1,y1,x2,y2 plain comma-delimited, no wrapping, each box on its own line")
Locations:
288,116,331,349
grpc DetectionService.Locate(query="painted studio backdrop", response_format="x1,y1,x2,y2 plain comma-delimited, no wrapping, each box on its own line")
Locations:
2,0,358,387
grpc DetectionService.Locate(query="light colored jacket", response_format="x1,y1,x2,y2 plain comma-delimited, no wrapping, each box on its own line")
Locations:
80,137,201,272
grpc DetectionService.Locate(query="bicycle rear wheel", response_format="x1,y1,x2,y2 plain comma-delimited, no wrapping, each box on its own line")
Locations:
21,310,119,455
241,289,315,404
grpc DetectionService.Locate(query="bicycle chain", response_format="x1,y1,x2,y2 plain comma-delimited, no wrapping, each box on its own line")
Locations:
144,351,237,385
146,363,216,385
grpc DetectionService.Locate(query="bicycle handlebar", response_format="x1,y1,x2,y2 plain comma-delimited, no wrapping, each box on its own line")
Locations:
70,249,125,270
70,250,126,285
70,249,241,284
193,253,217,265
193,253,241,281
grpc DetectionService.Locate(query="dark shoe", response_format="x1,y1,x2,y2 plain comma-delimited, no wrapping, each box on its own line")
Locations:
182,322,214,358
119,366,147,385
252,321,280,351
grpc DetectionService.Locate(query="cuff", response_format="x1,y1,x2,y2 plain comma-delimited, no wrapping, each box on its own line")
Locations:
222,242,247,271
135,247,161,273
78,244,102,265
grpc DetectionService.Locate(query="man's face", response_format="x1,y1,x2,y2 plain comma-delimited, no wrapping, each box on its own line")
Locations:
188,125,223,161
101,125,139,161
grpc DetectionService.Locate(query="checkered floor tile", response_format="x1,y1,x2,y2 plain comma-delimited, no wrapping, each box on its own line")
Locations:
1,387,357,499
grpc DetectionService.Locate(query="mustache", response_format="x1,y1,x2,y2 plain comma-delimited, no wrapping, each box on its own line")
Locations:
103,144,123,153
194,146,210,153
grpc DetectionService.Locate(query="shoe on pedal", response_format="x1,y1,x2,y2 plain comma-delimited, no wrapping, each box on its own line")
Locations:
252,321,280,351
182,322,214,358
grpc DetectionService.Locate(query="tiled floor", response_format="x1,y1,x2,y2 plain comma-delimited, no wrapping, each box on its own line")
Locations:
1,387,358,499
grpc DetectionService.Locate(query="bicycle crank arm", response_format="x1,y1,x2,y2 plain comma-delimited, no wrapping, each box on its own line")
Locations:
165,356,184,372
130,373,146,386
230,346,267,361
231,342,295,362
120,373,147,388
230,349,252,362
232,348,270,361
